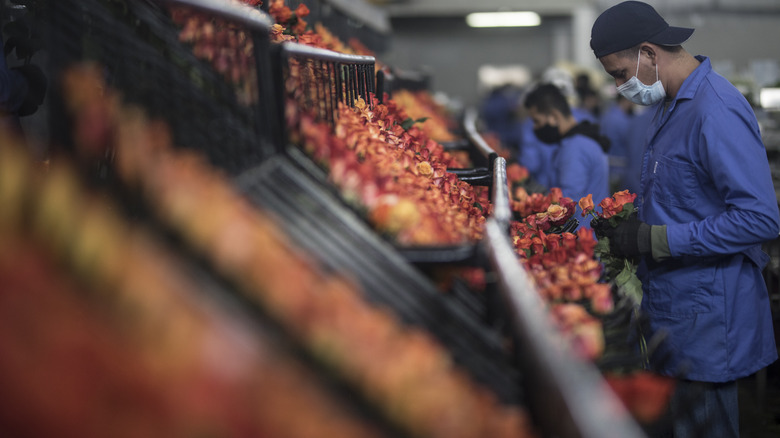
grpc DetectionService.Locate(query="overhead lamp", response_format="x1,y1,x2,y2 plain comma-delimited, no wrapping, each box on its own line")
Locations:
466,11,541,28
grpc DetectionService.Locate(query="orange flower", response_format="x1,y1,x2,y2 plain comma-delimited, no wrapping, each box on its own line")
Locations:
547,204,568,224
598,197,623,219
578,194,594,217
561,232,578,250
416,161,433,177
576,227,598,255
513,186,529,204
295,3,310,18
507,163,529,183
534,212,551,231
269,0,293,23
546,233,561,251
549,187,564,204
612,189,637,207
531,236,546,255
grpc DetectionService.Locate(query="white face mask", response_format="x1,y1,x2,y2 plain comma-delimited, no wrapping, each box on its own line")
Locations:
617,50,665,106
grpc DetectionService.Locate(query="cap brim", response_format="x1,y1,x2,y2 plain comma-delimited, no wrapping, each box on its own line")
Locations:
648,26,694,46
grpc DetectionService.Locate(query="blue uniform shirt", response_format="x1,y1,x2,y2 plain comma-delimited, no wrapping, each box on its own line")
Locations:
600,101,633,187
624,107,655,195
637,56,780,382
519,108,599,189
553,132,610,228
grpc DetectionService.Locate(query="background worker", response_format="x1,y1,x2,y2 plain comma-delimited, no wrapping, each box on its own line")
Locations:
522,83,610,228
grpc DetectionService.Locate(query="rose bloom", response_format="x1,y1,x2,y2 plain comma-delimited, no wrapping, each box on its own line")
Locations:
416,161,433,177
546,233,562,250
598,197,623,219
612,190,637,207
578,194,594,216
547,204,568,224
549,187,564,204
535,212,551,231
295,3,310,17
513,186,529,204
507,163,529,183
561,232,578,250
532,236,546,255
529,193,550,214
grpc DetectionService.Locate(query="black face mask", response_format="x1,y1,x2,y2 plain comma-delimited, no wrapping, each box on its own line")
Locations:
533,123,561,145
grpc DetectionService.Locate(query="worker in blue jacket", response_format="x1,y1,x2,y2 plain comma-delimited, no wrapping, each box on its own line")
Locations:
591,2,780,437
519,83,601,190
522,83,610,229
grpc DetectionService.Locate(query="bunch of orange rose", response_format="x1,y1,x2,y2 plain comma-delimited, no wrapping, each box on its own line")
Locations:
169,1,261,105
508,217,611,360
503,186,620,361
578,190,643,305
268,0,310,40
510,186,577,228
390,89,459,144
292,96,490,245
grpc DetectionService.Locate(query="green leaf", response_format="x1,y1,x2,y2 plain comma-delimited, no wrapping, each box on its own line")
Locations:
615,259,643,306
400,117,429,131
594,237,611,259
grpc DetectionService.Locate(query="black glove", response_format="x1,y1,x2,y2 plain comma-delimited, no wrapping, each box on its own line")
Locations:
599,213,652,257
590,217,611,239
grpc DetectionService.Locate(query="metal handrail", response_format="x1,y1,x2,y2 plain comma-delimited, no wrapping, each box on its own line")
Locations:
462,106,498,163
277,42,376,129
483,219,648,438
491,157,512,226
280,42,375,65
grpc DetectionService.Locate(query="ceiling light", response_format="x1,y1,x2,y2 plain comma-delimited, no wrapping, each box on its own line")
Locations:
466,11,541,28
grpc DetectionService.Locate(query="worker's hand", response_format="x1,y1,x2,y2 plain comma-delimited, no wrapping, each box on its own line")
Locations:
602,213,651,257
590,217,611,240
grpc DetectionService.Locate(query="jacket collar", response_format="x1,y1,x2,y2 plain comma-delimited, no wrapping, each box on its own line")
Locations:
645,56,709,145
672,55,710,103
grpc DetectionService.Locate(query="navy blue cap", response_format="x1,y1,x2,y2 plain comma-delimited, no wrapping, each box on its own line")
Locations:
590,1,694,58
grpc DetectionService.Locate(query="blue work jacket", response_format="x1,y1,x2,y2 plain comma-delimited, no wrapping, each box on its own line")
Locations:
519,108,600,189
600,102,633,186
637,56,780,382
553,131,609,229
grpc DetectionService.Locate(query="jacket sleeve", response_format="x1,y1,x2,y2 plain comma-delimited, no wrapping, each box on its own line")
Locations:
666,102,780,257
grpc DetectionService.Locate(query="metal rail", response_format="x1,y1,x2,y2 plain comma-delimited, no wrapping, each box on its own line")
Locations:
462,106,498,164
277,42,376,128
491,157,512,226
280,41,376,65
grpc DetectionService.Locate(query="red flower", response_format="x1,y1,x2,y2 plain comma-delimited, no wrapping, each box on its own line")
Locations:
549,187,564,204
575,227,597,255
598,196,623,219
295,3,310,18
613,189,637,207
506,163,529,183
